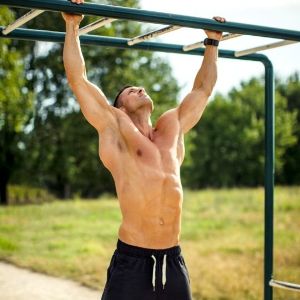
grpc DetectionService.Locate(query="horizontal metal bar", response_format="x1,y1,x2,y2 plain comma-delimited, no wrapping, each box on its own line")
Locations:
183,33,242,51
0,27,269,64
221,33,243,41
1,0,300,41
2,9,44,35
270,279,300,292
128,25,181,46
235,40,298,57
79,17,116,36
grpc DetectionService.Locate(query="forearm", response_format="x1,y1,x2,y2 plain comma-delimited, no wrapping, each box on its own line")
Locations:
63,22,87,85
192,45,218,95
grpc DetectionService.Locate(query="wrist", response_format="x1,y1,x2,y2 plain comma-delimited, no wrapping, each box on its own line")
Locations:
206,33,222,41
66,21,80,27
65,22,80,33
203,38,219,47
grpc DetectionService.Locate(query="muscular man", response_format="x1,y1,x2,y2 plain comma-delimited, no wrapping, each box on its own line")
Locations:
62,1,225,299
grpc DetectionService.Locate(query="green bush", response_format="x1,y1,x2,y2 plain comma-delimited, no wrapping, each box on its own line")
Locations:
8,185,55,205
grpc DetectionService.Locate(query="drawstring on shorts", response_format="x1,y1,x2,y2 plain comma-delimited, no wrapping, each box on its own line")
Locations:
151,254,167,291
115,239,181,294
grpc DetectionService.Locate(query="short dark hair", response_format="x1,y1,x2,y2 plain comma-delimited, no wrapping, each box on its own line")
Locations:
113,85,133,108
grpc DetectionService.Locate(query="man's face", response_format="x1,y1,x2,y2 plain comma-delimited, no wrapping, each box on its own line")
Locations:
118,86,154,113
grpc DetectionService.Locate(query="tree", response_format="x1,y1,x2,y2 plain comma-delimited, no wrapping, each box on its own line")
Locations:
277,72,300,184
0,7,34,205
183,76,297,188
10,0,180,198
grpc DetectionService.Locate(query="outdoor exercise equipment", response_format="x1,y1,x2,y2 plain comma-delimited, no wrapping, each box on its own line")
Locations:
0,1,299,299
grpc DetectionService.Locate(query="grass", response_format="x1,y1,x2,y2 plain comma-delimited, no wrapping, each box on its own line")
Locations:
0,186,299,300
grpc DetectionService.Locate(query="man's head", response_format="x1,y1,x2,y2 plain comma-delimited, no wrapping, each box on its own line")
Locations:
113,85,154,113
113,85,133,108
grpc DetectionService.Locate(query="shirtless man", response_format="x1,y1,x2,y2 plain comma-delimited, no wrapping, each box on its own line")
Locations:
62,1,225,299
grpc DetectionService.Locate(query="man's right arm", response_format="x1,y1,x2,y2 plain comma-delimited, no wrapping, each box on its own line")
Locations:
63,14,117,133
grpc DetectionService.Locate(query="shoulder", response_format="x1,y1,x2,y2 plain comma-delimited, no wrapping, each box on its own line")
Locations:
155,108,179,129
98,106,130,131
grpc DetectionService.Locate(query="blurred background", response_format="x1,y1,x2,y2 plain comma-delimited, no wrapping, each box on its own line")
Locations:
0,0,299,299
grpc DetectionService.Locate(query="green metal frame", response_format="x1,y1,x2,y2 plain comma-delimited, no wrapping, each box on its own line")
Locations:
1,1,299,299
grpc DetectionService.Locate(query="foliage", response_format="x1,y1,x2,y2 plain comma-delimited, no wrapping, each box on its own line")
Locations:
277,72,300,184
0,7,34,204
7,184,55,205
2,2,300,198
182,76,298,188
9,0,179,198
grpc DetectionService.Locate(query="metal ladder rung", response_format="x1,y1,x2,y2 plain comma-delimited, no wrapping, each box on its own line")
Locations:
79,17,116,36
2,9,44,35
128,25,181,46
183,33,242,52
270,279,300,292
235,40,298,57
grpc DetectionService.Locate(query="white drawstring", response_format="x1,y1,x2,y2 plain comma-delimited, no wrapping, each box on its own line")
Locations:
151,255,157,291
151,254,167,292
162,254,167,289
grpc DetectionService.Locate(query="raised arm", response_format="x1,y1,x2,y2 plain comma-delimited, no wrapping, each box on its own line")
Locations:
62,6,117,133
177,16,226,134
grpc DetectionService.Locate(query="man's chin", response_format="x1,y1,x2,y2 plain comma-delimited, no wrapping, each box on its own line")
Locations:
139,100,153,110
140,94,151,101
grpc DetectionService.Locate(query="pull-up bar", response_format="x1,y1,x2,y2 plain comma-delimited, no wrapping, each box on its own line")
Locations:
128,25,181,46
1,0,300,42
0,26,274,65
79,17,116,36
1,8,44,35
183,33,242,52
1,0,299,59
235,40,298,57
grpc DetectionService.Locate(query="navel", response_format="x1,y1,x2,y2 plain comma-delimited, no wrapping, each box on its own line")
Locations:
159,217,164,225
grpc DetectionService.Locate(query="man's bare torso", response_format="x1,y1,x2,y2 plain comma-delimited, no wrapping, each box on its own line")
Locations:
99,108,185,249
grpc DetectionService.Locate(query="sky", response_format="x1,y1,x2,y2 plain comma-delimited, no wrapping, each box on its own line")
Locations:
139,0,300,99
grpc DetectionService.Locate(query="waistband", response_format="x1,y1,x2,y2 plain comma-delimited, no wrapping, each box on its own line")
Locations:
116,238,181,258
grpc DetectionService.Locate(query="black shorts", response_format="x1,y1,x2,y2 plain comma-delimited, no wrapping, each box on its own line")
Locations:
101,239,192,300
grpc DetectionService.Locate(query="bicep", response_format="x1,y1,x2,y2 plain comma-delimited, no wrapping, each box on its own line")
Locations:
70,79,117,132
178,89,209,134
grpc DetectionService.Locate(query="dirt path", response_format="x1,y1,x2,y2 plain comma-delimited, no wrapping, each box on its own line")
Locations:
0,261,102,300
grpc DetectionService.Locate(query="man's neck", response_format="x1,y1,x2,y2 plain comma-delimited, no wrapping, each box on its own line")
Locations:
127,110,153,140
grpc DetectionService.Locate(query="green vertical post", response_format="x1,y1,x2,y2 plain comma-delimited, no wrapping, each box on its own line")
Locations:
263,58,274,300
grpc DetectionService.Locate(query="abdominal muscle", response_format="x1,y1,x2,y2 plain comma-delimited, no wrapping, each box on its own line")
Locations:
115,168,183,249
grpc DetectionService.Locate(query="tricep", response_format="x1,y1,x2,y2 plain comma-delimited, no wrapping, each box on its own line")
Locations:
178,89,209,134
69,78,118,133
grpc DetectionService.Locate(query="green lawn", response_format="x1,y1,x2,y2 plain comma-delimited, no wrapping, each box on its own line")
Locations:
0,186,299,300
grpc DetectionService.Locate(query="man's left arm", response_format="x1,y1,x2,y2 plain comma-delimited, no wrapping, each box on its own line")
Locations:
177,16,226,134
